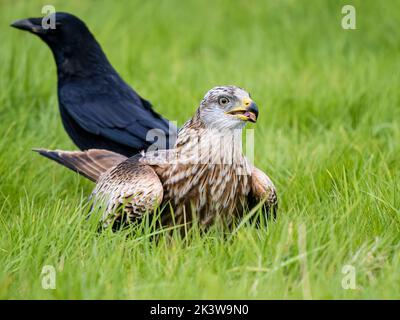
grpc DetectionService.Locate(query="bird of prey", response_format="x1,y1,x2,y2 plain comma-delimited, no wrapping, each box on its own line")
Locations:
36,86,277,228
11,12,177,157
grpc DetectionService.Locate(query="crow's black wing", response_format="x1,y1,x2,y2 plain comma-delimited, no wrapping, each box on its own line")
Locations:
59,74,177,154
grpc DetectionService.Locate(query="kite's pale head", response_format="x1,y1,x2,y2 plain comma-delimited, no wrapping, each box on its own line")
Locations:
199,86,259,130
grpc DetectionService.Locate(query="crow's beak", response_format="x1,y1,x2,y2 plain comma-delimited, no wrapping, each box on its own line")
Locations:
11,18,43,34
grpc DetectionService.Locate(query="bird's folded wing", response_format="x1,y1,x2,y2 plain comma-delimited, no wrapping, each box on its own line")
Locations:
249,166,278,218
60,80,177,152
92,155,164,226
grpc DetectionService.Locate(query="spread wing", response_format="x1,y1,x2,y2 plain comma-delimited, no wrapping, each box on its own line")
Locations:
59,75,177,153
248,166,278,219
92,155,164,227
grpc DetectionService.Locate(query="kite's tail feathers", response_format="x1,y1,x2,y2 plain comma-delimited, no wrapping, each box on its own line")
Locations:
33,148,128,182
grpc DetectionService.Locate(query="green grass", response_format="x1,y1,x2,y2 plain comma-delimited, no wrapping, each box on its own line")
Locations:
0,0,399,299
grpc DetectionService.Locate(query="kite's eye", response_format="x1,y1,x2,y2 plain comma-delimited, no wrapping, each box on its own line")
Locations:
218,97,230,106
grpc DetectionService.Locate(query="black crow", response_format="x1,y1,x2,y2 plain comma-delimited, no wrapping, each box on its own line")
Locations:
11,12,177,157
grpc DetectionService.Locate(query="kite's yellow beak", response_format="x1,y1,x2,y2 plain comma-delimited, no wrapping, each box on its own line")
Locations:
225,98,258,123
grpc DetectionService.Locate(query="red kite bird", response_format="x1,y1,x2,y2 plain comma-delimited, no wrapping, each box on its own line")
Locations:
36,86,277,228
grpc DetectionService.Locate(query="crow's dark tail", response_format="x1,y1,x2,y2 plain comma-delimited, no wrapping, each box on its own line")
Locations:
33,148,127,182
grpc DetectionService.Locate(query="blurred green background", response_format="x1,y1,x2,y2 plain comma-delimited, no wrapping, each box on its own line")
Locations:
0,0,399,299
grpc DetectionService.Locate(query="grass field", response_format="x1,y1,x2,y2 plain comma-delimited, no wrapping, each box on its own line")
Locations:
0,0,399,299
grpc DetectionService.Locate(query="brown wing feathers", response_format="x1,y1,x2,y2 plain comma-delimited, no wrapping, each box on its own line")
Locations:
33,148,127,182
249,166,278,218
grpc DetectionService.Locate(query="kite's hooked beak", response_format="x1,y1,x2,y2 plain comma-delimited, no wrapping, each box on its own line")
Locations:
225,98,258,123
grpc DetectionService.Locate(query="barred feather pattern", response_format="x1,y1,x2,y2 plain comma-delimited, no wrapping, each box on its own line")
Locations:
143,112,252,227
92,155,163,226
